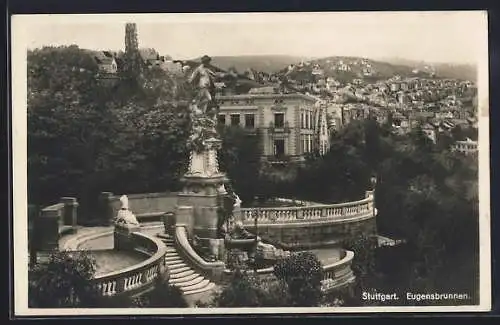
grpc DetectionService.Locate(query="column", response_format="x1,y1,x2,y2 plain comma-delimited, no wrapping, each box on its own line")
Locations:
99,192,115,225
60,197,78,228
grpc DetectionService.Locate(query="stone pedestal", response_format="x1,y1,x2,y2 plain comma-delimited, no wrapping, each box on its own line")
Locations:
99,192,115,225
61,197,78,228
209,238,226,262
34,211,59,252
162,211,176,235
114,223,141,251
177,137,229,242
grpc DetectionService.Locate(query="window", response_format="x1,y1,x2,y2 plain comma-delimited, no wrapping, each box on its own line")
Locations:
230,114,241,126
301,112,305,129
305,112,310,129
302,135,307,154
274,113,285,128
218,114,226,125
274,139,285,157
245,114,255,128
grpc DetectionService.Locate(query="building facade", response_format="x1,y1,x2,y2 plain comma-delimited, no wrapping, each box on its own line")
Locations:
452,138,478,155
216,92,320,162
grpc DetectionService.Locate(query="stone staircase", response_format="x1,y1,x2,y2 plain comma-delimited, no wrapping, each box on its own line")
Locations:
157,233,216,296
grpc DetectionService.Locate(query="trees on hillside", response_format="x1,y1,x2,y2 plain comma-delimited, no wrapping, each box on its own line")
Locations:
28,46,191,221
362,118,479,298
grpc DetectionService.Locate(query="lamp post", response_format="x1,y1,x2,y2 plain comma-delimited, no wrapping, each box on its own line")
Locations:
253,196,259,272
370,175,377,218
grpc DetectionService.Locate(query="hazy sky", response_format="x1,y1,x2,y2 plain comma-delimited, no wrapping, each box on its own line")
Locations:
15,11,487,64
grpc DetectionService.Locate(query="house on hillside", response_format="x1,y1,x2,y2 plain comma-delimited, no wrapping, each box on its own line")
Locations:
94,51,118,74
422,123,437,143
161,60,183,75
139,48,160,66
452,138,478,155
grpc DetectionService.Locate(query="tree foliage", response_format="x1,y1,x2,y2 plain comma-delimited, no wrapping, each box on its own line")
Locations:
218,126,262,204
135,277,188,308
273,251,324,307
28,251,100,308
210,269,291,307
28,46,191,221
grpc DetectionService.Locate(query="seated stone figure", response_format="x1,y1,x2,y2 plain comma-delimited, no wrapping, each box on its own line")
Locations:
255,241,290,261
114,195,140,226
231,221,254,239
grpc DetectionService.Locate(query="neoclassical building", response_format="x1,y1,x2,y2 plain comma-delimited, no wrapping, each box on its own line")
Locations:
216,90,327,162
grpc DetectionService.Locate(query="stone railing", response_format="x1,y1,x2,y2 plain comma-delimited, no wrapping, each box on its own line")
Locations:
239,191,375,226
174,226,225,283
93,232,167,297
321,250,356,292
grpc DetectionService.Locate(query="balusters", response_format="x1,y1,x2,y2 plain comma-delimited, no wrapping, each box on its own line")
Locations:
98,280,117,296
124,272,143,291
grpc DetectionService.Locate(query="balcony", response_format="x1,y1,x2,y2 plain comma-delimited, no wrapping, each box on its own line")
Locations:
269,121,291,134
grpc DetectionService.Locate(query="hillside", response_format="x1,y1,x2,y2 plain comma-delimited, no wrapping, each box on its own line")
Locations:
381,57,477,82
276,56,425,84
191,55,315,74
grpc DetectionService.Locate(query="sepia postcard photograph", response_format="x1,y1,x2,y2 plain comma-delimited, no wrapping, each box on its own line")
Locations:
11,11,491,316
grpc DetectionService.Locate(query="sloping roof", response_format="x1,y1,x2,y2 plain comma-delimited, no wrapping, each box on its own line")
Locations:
93,51,115,65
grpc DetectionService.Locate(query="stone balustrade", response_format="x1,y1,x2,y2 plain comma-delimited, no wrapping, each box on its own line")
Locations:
175,226,226,283
321,250,356,292
93,232,167,297
240,192,375,226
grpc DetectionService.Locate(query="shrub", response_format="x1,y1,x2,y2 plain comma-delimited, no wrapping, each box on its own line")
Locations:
28,251,100,308
138,277,188,308
273,251,324,307
210,269,289,307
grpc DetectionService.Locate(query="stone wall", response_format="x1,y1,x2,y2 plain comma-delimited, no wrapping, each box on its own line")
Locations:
244,216,377,249
100,191,179,224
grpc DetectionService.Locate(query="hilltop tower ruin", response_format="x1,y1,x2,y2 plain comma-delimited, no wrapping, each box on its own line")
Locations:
123,23,143,78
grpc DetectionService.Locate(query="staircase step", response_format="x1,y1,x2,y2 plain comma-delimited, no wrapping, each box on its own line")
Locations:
165,256,182,262
183,282,216,296
166,248,177,253
172,275,205,288
181,279,210,293
170,266,190,273
157,233,172,240
167,262,187,270
169,269,195,279
169,272,200,285
165,252,179,257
